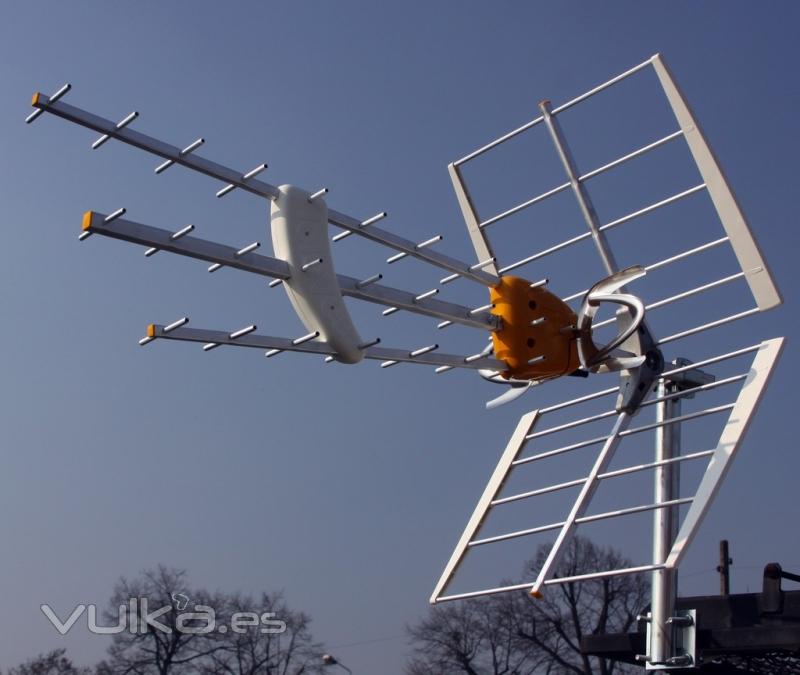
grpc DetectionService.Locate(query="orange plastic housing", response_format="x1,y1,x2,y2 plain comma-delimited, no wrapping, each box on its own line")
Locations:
490,276,580,380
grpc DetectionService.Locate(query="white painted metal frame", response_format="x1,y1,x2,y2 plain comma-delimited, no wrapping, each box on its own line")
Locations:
448,162,499,277
430,338,783,603
529,411,631,596
650,56,781,311
665,337,784,568
448,54,781,314
430,411,538,603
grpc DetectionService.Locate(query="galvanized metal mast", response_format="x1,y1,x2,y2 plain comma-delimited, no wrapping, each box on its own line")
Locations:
650,377,682,666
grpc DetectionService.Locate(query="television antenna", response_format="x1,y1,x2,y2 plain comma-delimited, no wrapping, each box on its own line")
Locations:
26,54,783,670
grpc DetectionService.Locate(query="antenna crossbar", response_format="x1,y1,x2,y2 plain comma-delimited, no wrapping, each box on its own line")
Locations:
146,324,502,371
437,564,666,603
492,449,716,507
470,496,694,548
31,94,280,199
81,211,498,331
30,94,498,287
82,210,291,278
476,130,684,232
336,274,497,329
497,183,707,275
325,208,498,286
535,342,764,417
450,56,654,167
561,236,730,303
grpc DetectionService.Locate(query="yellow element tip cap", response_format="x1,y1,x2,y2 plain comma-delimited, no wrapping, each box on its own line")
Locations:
146,324,156,338
81,211,95,231
31,92,41,106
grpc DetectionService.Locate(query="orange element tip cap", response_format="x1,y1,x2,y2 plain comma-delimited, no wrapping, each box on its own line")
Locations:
81,211,94,231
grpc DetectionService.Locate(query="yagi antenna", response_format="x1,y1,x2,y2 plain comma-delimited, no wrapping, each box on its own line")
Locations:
27,85,509,368
28,53,784,670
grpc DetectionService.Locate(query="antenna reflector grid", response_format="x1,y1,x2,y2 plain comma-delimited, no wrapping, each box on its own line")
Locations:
430,338,783,604
448,54,780,318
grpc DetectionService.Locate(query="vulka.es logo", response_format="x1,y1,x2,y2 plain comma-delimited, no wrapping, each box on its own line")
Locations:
41,599,287,635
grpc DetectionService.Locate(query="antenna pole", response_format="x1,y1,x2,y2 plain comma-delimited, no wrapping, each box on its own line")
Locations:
650,376,681,666
718,539,732,596
648,359,714,668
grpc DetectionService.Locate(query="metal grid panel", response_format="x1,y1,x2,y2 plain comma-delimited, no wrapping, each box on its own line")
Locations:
431,338,783,603
448,54,780,312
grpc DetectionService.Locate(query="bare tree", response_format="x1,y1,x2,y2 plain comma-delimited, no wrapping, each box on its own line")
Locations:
508,537,647,675
406,596,542,675
6,650,90,675
406,537,648,675
97,566,324,675
201,591,324,675
98,566,226,675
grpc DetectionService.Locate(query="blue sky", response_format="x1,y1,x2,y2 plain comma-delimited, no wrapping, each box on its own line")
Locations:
1,2,798,673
